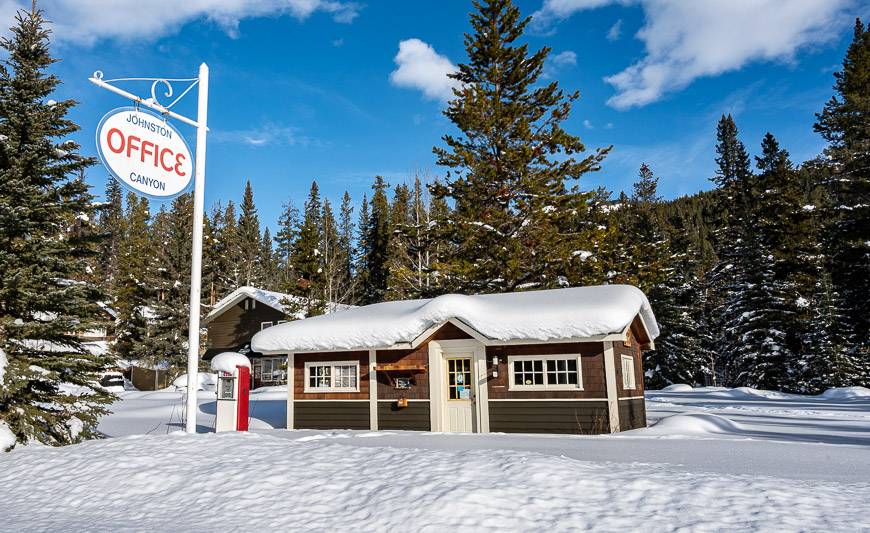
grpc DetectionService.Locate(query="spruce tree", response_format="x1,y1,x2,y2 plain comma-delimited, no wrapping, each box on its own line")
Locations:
97,178,123,291
363,176,391,304
708,114,757,386
113,194,152,367
259,228,277,290
289,182,325,315
275,199,300,290
814,18,870,373
355,193,370,303
0,7,113,447
237,180,263,286
386,182,413,299
432,0,609,293
217,201,240,291
337,191,356,301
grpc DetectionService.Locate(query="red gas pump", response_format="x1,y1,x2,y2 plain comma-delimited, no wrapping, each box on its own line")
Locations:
211,352,251,432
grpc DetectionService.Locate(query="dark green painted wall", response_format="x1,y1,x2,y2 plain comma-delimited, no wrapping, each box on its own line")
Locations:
488,401,610,434
377,401,430,431
294,402,370,430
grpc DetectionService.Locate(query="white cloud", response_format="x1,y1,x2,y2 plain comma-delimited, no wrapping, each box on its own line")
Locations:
606,18,622,41
212,122,316,147
551,50,577,66
390,38,460,101
583,119,594,129
533,0,854,109
6,0,361,45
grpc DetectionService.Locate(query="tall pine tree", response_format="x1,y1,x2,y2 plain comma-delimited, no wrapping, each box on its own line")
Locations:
432,0,608,293
0,7,113,447
814,18,870,375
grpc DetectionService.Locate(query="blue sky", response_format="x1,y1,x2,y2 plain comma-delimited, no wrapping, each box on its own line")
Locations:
9,0,867,230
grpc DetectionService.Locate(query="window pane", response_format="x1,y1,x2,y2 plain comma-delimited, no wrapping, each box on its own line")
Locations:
533,360,543,372
568,360,577,372
546,360,555,372
568,372,577,385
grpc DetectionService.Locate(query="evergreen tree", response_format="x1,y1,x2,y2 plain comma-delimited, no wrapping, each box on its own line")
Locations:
237,180,262,286
337,191,356,301
217,201,240,291
320,199,351,305
646,206,710,387
201,203,222,308
612,164,670,292
113,194,152,367
432,0,608,293
96,178,123,290
708,114,758,386
386,182,413,299
0,7,113,447
355,193,370,302
362,176,391,304
288,182,325,315
259,228,277,290
814,18,870,373
274,199,300,289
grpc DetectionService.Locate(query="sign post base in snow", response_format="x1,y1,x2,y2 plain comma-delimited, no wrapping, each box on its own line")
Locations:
90,65,210,434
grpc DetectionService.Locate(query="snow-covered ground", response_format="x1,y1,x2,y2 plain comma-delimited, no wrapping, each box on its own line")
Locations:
1,386,869,531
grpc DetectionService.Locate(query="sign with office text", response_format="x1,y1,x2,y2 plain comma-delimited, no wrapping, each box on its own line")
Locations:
96,107,193,199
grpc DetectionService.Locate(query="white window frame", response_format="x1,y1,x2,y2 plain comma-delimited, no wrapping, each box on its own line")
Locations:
304,360,360,393
260,357,286,383
260,321,273,331
621,354,636,390
507,354,583,391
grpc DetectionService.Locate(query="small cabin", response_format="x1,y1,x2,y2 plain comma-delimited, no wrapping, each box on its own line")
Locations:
250,285,658,435
203,286,350,389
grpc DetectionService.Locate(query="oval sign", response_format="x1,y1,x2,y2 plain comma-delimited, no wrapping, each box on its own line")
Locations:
96,107,193,199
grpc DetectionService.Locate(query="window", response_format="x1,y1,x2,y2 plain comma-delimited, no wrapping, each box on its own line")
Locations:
277,320,287,325
260,321,273,331
260,357,286,383
621,355,636,390
508,355,582,390
304,361,360,392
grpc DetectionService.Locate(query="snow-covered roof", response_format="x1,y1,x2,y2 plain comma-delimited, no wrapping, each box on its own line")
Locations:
252,285,658,354
203,286,352,324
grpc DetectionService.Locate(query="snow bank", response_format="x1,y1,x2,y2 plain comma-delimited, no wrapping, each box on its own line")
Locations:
0,421,14,451
661,383,693,392
210,352,251,373
820,386,870,400
170,372,217,391
0,347,6,385
253,284,658,353
642,413,744,437
1,432,866,531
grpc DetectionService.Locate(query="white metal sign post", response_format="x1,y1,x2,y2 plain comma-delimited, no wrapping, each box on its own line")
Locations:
90,64,209,434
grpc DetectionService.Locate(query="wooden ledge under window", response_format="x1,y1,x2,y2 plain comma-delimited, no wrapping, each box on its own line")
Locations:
375,363,427,373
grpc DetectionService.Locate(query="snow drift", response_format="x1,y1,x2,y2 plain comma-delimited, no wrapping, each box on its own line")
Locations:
661,384,693,392
252,284,658,353
641,413,744,437
820,386,870,400
170,372,217,391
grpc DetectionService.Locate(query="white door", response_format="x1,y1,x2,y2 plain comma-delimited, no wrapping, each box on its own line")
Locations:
444,356,476,432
